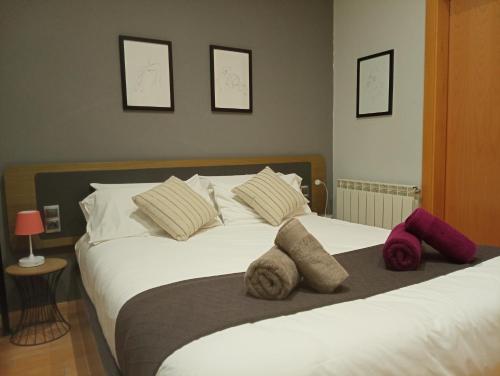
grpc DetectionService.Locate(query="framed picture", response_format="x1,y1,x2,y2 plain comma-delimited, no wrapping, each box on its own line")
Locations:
356,49,394,117
210,45,252,112
119,35,174,111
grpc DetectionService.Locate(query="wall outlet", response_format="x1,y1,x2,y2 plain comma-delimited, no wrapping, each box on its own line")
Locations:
301,185,310,199
43,204,61,233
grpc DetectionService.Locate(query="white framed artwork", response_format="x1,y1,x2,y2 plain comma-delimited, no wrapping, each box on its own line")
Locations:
210,45,252,112
356,49,394,117
119,35,174,111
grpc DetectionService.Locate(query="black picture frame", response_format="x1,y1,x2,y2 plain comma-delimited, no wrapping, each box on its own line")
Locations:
119,35,175,111
210,45,253,113
356,49,394,118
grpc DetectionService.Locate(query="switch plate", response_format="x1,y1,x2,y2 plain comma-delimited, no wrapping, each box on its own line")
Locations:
301,185,310,199
43,204,61,233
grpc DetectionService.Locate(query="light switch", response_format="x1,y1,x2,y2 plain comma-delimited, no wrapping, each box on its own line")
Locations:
301,185,310,199
43,205,61,233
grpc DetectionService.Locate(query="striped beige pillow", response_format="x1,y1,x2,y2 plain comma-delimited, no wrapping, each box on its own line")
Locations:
133,176,218,241
232,167,308,226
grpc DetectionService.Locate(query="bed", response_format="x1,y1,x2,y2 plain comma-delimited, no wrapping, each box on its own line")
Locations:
4,155,500,376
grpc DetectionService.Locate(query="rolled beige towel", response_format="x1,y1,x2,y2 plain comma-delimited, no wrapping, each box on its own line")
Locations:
275,218,349,293
245,246,300,300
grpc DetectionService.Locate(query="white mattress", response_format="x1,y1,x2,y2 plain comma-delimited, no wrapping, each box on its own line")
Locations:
76,215,500,376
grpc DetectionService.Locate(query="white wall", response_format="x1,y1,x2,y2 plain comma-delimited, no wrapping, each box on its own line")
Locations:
333,0,426,213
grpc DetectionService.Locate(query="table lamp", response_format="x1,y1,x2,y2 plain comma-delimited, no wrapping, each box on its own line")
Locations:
15,210,45,267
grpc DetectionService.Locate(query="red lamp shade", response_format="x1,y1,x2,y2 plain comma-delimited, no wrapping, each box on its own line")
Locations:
15,210,44,236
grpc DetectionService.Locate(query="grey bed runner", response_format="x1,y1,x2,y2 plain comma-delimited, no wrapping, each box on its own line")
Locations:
115,244,500,376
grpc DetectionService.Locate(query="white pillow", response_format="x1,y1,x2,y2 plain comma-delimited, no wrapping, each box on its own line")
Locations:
79,182,159,221
212,183,267,226
80,175,220,244
200,173,309,195
90,182,159,190
199,174,255,189
280,174,313,215
208,173,311,225
83,188,163,244
80,182,160,222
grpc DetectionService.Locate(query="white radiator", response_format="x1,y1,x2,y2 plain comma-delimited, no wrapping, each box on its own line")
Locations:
336,179,420,229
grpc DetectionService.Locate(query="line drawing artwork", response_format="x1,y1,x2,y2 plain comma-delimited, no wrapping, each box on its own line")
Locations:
217,66,248,97
210,46,252,111
120,37,173,109
364,71,383,98
132,60,162,94
359,54,390,114
356,49,393,117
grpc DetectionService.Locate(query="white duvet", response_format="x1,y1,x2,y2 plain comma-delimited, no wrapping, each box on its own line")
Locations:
76,215,500,376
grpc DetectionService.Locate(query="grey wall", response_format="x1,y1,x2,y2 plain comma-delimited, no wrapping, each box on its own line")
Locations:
0,0,333,310
333,0,425,213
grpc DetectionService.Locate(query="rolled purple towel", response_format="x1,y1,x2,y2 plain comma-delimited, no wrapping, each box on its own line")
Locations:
383,223,422,271
405,208,477,263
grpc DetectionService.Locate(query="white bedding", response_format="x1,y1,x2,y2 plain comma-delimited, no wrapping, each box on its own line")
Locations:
76,215,500,376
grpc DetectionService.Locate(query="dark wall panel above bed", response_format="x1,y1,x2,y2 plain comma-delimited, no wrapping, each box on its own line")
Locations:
34,162,312,239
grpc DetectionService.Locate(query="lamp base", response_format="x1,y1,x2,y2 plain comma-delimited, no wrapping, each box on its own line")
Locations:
18,255,45,268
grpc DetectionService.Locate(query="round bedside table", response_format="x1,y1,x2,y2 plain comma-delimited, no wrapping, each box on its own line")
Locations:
6,258,70,346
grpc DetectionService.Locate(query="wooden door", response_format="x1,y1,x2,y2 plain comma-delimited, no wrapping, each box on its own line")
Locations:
423,0,500,246
444,0,500,245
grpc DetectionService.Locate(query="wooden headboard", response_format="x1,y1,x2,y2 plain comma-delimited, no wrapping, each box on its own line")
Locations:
3,155,326,251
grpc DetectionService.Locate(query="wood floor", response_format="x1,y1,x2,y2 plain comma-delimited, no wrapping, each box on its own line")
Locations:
0,300,105,376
